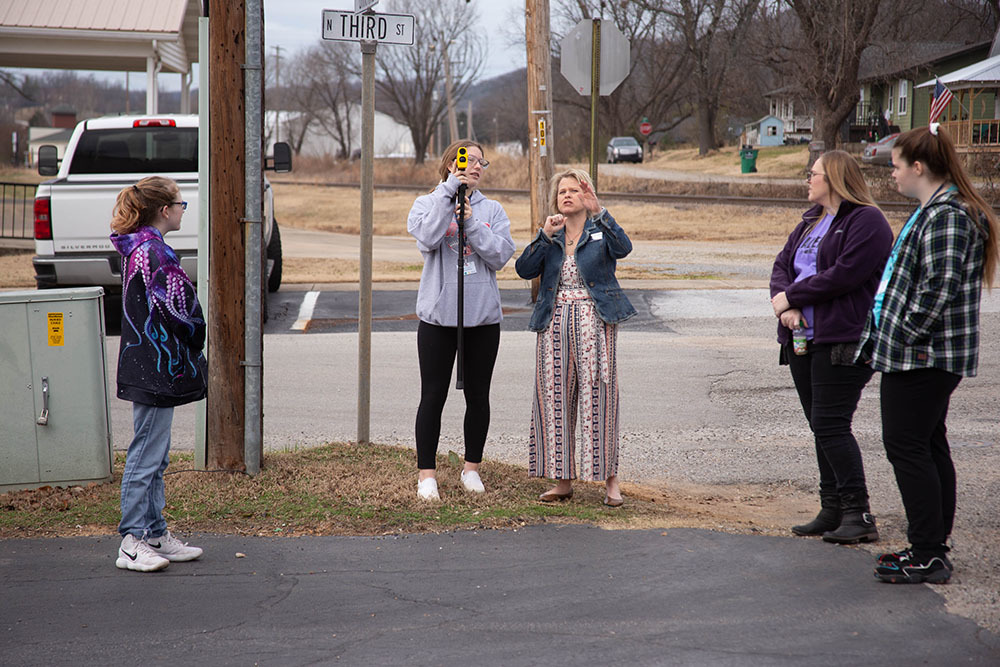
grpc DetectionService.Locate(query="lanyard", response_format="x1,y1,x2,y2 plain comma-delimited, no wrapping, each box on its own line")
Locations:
872,184,952,327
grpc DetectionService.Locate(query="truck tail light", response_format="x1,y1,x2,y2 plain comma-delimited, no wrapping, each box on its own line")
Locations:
34,197,52,240
133,119,176,127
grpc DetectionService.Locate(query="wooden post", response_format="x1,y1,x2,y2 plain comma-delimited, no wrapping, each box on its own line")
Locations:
525,0,554,302
207,0,247,470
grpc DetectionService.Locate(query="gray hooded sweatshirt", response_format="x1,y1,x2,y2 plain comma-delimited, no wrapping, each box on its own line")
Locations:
408,173,516,327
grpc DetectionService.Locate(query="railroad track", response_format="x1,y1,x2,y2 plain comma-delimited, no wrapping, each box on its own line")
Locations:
273,179,921,213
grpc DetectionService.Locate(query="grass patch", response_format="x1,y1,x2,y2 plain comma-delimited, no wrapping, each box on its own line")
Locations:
0,442,685,538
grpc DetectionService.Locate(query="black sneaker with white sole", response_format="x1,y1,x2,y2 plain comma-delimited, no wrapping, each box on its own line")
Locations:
874,548,952,584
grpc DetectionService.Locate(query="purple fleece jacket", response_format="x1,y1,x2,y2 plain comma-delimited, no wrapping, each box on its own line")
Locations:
770,201,893,345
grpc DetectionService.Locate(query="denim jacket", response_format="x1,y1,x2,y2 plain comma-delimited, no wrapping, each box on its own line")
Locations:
515,208,636,332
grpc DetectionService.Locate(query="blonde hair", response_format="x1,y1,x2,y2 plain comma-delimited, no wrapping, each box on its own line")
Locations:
111,176,178,234
895,125,999,288
437,139,486,184
548,168,596,215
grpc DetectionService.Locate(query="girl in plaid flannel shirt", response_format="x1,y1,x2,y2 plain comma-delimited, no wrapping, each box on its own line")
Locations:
856,124,998,584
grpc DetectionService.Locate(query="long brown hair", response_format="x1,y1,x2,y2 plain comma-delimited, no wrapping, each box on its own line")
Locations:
436,139,486,184
110,176,178,234
894,125,999,287
818,150,880,209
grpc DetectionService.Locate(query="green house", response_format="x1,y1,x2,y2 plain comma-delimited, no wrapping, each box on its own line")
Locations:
856,40,992,136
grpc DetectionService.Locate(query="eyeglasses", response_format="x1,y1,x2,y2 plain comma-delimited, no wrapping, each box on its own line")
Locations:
170,201,188,210
459,156,490,169
805,170,825,181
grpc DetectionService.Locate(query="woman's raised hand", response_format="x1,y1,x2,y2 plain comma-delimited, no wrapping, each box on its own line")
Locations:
578,181,601,216
542,214,566,238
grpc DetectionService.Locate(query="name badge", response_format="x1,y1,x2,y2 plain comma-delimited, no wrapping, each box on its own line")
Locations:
591,232,603,240
464,259,478,276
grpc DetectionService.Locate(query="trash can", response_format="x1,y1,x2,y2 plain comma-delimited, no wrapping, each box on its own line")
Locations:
740,146,759,173
0,287,113,492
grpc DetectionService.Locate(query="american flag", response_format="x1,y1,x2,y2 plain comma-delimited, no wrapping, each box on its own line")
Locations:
928,78,954,124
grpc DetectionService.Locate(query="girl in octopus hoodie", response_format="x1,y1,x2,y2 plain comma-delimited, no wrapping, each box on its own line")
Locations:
109,176,205,573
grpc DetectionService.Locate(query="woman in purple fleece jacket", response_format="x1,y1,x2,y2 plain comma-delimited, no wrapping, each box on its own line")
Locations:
109,176,206,573
770,151,892,545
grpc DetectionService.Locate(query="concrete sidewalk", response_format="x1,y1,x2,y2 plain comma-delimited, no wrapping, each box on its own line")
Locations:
2,526,998,665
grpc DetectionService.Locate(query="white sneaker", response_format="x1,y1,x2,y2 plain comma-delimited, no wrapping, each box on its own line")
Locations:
145,530,203,562
461,470,485,493
116,534,169,572
417,477,440,500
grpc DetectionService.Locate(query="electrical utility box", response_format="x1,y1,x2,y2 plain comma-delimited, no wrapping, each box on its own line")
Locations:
0,287,113,493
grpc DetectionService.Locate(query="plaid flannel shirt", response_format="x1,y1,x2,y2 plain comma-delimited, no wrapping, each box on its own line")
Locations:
856,190,986,377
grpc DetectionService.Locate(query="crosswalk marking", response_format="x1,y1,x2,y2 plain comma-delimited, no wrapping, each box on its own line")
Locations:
291,291,320,331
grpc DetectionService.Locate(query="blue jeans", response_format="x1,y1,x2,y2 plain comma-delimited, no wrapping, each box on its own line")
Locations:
118,403,173,539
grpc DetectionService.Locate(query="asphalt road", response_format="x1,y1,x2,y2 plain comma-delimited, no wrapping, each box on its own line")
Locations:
3,527,998,666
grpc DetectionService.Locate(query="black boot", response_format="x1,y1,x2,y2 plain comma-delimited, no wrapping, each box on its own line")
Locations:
822,491,879,544
792,492,841,536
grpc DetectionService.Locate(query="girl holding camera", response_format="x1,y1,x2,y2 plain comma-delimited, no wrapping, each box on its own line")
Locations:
407,141,515,500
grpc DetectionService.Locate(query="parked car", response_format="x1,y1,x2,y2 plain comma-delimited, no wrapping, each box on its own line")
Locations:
862,133,899,166
33,115,289,296
606,136,643,163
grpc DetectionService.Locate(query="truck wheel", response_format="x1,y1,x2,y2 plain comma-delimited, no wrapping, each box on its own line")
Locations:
267,222,282,293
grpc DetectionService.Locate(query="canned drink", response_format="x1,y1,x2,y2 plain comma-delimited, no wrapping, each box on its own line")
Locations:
792,327,808,356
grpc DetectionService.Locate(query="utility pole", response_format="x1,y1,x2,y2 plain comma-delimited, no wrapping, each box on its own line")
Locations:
526,0,554,301
273,45,283,144
207,0,248,471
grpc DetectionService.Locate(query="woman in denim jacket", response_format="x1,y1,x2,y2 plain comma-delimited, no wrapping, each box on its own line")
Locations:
515,169,635,506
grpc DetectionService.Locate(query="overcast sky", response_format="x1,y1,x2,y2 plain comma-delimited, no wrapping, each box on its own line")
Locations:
269,0,528,80
11,0,530,91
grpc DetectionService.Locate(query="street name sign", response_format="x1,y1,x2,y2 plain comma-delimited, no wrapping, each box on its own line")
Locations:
354,0,378,12
322,9,414,45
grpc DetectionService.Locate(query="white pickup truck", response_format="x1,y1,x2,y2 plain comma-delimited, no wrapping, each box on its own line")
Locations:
32,114,286,296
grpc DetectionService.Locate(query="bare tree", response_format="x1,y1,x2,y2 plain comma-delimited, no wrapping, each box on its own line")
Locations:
757,0,883,150
365,1,485,163
552,0,691,151
650,0,762,155
291,43,360,159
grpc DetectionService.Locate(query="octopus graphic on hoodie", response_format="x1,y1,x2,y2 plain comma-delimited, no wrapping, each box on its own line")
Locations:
110,225,207,407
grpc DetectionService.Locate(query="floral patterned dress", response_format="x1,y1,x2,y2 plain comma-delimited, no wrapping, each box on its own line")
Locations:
528,250,619,481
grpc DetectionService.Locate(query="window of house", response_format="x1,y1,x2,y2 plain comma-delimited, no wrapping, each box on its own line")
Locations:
767,125,777,136
898,80,908,115
887,84,894,114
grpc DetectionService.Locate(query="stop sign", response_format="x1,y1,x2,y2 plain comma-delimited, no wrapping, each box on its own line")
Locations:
560,19,630,96
639,121,652,136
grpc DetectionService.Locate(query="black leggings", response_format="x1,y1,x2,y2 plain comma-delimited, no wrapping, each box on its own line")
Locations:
415,321,501,469
880,368,962,554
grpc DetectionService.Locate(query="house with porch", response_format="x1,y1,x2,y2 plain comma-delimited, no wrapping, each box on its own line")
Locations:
917,47,1000,152
763,85,813,142
855,40,992,141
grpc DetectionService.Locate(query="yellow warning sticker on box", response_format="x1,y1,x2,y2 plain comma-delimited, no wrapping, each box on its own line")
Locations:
47,312,64,346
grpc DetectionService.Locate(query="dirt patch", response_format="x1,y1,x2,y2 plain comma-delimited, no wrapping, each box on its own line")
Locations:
0,250,37,288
